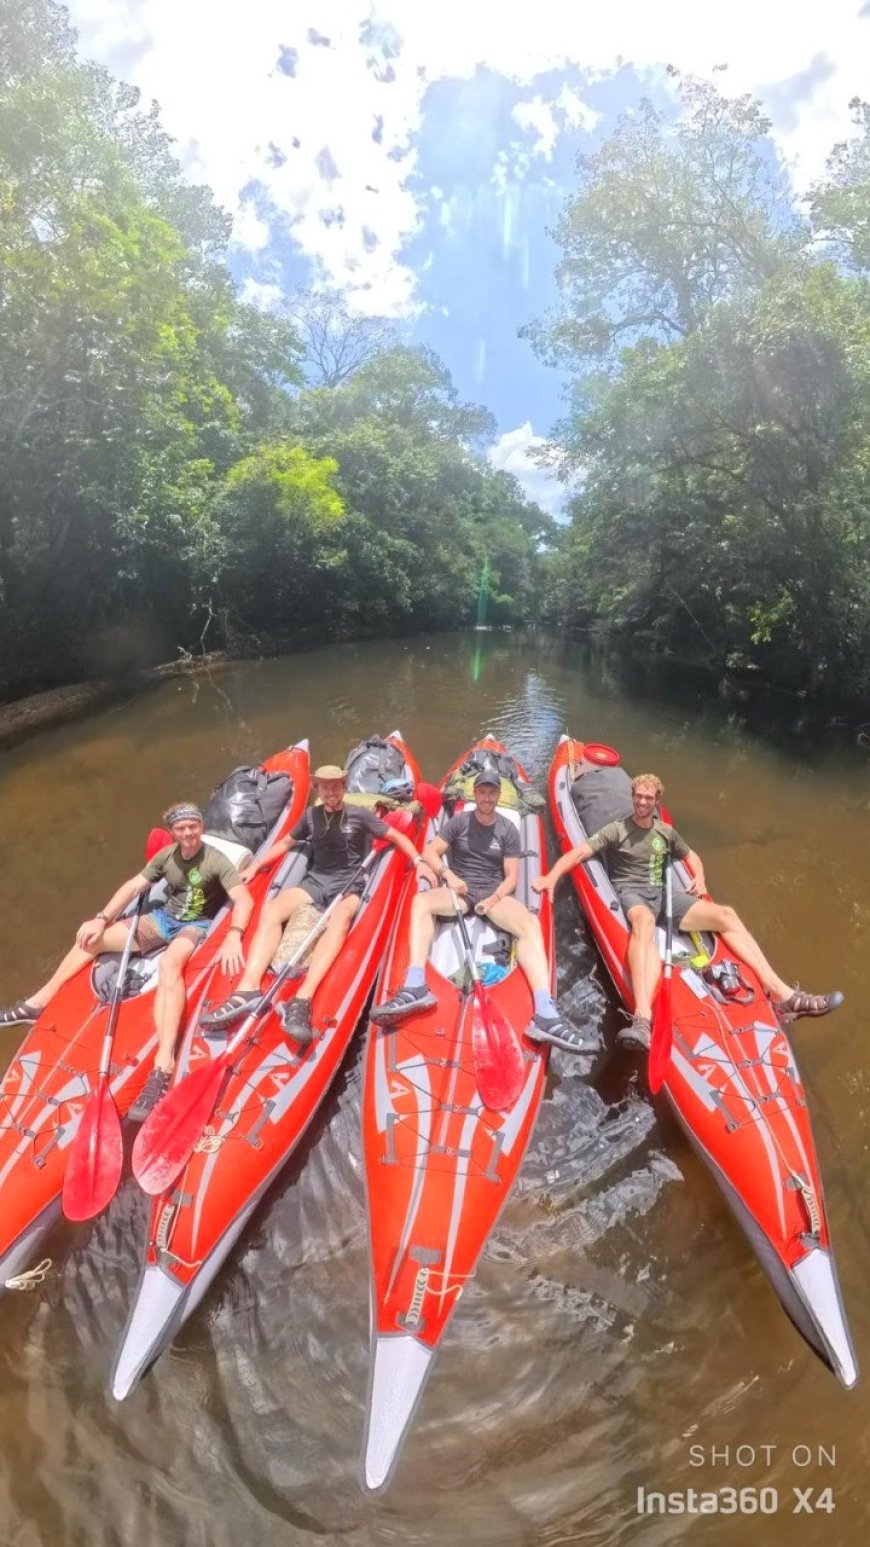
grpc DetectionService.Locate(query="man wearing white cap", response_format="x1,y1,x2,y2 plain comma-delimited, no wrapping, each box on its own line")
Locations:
201,762,423,1044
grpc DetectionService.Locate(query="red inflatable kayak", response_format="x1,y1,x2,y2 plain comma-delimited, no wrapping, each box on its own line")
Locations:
0,742,310,1289
111,731,423,1399
549,735,857,1387
361,736,554,1492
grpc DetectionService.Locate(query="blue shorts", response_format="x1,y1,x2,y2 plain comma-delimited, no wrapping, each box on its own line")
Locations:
139,908,211,949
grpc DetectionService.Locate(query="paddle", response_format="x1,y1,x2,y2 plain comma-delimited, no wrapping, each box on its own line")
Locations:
132,839,392,1197
446,881,525,1112
413,782,443,822
62,826,171,1222
648,854,674,1093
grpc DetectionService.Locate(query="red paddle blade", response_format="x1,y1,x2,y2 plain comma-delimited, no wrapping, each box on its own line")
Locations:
132,1058,226,1196
383,807,415,836
414,781,443,821
471,990,525,1111
62,1083,123,1221
648,979,673,1094
146,826,173,861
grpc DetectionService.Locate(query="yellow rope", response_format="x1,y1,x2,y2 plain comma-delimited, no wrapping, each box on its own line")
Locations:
193,1124,224,1154
5,1257,52,1291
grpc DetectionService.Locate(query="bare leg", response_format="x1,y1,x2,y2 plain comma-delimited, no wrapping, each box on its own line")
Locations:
234,888,311,993
408,888,459,966
625,905,660,1019
153,936,197,1072
485,898,550,993
680,901,791,1000
296,896,361,1003
27,921,143,1010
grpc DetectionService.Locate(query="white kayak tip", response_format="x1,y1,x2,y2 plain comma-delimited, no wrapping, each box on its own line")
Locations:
793,1249,859,1388
111,1269,187,1401
294,737,310,752
361,1335,433,1494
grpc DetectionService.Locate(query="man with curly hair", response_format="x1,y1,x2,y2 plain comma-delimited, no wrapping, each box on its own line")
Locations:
534,772,842,1049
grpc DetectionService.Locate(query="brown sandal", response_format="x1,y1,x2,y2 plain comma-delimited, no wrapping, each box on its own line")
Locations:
773,989,844,1020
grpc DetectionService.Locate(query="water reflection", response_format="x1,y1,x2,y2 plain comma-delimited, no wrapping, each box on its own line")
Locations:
0,631,867,1545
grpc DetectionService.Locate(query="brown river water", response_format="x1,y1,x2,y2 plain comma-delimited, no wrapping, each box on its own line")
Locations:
0,632,868,1546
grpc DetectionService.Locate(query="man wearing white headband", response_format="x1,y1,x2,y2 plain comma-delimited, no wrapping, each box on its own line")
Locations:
0,802,253,1119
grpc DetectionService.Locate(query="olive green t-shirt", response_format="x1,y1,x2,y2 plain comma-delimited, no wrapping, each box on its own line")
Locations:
141,843,241,922
587,818,690,891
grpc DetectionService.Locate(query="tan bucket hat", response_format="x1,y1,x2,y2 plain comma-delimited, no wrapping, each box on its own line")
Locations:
313,763,347,781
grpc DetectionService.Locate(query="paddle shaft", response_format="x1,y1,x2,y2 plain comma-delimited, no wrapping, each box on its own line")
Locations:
647,856,675,1093
446,879,500,1038
446,880,485,991
96,892,146,1081
662,856,673,991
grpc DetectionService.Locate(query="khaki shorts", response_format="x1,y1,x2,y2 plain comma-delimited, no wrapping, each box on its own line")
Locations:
617,886,695,929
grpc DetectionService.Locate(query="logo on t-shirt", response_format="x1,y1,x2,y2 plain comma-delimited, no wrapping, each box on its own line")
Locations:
648,832,667,887
180,866,206,921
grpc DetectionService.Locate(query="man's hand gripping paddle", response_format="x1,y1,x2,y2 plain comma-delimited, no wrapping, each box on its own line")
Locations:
62,825,172,1222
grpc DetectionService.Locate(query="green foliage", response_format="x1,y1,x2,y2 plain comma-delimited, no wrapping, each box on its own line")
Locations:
0,2,549,699
522,73,801,370
529,73,870,705
201,446,346,637
810,99,870,272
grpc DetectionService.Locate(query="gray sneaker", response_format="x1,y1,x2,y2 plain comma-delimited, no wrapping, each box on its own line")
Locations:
616,1015,651,1052
129,1068,171,1123
279,997,316,1045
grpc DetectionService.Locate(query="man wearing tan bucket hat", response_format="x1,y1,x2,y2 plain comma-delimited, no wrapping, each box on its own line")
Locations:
201,761,422,1044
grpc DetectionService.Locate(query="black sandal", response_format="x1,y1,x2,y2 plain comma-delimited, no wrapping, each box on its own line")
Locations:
0,1000,40,1028
370,986,438,1024
525,1011,586,1053
199,990,260,1030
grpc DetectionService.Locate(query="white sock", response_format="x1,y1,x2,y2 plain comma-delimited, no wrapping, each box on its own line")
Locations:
534,989,557,1018
404,967,426,990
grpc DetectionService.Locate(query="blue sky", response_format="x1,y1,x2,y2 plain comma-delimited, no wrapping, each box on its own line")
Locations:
66,1,870,515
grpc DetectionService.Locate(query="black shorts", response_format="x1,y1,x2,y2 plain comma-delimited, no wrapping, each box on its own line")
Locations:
617,886,695,929
301,871,367,909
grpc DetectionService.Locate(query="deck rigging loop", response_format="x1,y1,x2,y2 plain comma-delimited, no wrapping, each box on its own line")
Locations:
154,1201,177,1252
401,1265,472,1329
5,1257,52,1292
193,1124,224,1154
798,1178,822,1239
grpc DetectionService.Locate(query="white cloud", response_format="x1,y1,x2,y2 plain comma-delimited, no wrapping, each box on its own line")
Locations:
231,200,271,254
238,277,284,311
66,1,869,317
489,422,567,517
512,98,560,160
556,85,602,134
